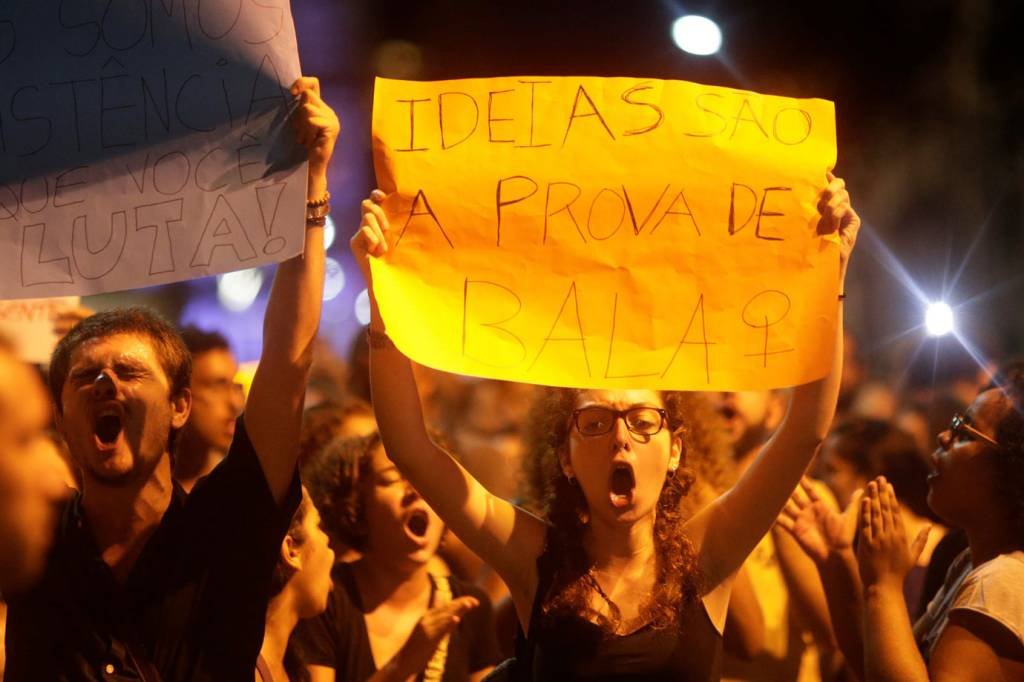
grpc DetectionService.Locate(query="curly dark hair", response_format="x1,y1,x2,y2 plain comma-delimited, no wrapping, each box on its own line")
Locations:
302,427,452,553
985,360,1024,544
521,388,725,635
302,431,381,552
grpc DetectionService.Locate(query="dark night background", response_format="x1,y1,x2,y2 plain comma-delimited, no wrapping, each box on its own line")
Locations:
98,0,1024,381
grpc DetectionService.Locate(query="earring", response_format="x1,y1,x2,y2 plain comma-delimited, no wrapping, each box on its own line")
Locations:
566,473,577,486
666,467,677,480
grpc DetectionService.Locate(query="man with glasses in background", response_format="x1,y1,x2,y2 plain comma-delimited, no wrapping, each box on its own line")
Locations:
174,327,245,493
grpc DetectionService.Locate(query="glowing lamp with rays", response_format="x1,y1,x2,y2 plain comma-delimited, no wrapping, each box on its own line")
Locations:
925,302,955,337
671,15,722,56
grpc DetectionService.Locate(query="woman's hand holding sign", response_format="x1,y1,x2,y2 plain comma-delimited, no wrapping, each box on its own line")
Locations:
352,189,389,290
818,171,860,278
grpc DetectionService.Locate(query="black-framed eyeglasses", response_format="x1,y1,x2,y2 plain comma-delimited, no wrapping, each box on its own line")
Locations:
949,412,1000,447
571,406,667,437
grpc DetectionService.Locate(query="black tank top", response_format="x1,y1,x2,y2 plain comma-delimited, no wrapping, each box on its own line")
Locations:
512,534,723,681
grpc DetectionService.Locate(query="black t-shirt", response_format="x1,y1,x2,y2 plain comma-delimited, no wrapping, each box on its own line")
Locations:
293,563,502,681
4,416,301,681
513,532,723,681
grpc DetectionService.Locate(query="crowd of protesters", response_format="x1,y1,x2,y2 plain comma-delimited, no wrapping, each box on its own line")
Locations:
1,82,1022,682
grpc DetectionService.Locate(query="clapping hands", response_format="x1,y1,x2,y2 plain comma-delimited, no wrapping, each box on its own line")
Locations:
777,477,862,565
856,477,931,590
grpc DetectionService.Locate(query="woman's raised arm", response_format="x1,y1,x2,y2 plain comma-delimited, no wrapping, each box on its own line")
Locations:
685,173,860,589
778,479,866,679
351,192,548,611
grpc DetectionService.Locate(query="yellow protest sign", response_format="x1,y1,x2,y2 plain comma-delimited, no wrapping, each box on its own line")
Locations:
370,76,839,390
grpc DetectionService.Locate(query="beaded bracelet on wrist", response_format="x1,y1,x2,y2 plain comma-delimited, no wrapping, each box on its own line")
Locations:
305,193,331,227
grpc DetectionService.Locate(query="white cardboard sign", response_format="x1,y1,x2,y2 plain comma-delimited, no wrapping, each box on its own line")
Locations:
0,0,308,299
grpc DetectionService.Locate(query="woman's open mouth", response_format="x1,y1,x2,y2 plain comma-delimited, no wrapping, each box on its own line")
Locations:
405,509,430,539
609,463,636,508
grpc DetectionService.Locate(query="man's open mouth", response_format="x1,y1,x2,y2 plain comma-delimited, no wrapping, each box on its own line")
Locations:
609,463,636,508
94,412,123,448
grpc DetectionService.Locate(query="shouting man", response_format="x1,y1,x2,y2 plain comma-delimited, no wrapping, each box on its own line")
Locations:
4,77,338,681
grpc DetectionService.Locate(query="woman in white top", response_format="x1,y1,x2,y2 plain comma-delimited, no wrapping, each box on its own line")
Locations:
783,363,1024,681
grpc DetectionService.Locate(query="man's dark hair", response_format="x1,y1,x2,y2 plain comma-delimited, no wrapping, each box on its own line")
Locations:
49,307,192,413
179,326,231,357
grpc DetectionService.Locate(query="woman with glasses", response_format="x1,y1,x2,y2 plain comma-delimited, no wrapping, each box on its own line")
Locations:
780,364,1024,680
350,175,859,680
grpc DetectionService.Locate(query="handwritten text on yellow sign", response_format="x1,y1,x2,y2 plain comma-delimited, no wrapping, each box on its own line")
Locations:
371,76,839,390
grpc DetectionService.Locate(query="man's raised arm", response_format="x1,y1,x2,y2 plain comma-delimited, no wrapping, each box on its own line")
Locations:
245,76,339,503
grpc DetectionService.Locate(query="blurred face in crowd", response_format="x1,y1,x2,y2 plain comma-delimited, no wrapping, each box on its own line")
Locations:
338,410,378,439
286,489,335,618
840,332,865,398
182,348,242,453
713,391,775,456
56,333,190,487
361,444,444,567
927,388,1006,525
817,437,867,509
563,389,680,527
0,353,69,592
895,409,931,456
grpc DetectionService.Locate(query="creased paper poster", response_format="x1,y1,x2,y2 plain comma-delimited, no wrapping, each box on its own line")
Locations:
0,296,78,363
0,0,307,299
371,75,839,390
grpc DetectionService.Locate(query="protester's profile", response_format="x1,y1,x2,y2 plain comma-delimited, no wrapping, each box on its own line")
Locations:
884,372,1024,676
258,487,336,682
779,364,1024,680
